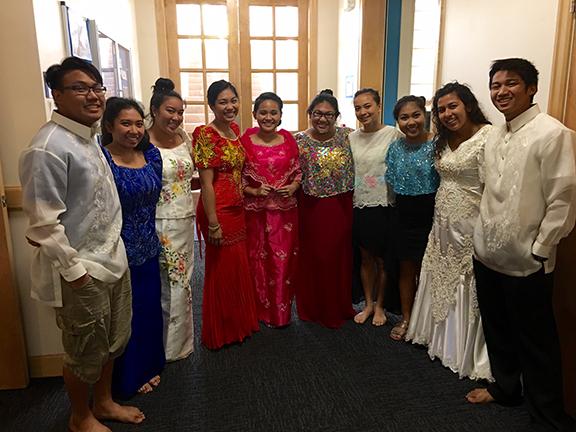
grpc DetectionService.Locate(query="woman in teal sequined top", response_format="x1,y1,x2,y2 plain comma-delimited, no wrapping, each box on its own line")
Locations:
385,96,439,341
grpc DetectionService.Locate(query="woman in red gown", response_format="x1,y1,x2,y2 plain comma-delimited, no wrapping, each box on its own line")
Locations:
241,92,301,327
295,89,356,328
192,80,259,349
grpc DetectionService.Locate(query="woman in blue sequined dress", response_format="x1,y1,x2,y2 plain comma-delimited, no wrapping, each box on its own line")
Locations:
101,97,165,398
385,96,439,341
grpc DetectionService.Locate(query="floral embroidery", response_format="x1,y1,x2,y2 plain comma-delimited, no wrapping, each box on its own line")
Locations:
420,126,491,323
192,128,216,168
364,175,378,188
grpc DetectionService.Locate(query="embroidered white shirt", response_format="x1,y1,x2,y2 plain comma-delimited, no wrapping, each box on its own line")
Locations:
350,126,403,208
474,104,576,276
19,111,128,307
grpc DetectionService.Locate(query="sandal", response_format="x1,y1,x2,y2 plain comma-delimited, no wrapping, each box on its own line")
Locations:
390,320,409,341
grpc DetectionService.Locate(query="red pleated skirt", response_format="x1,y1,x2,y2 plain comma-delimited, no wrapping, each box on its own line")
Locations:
197,200,259,350
296,191,355,328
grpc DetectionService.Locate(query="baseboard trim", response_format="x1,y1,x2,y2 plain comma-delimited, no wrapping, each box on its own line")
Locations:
29,354,63,378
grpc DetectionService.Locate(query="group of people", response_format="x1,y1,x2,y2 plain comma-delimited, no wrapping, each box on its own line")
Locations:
18,55,575,432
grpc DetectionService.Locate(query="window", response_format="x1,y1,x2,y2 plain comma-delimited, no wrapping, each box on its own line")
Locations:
98,32,133,97
163,0,309,133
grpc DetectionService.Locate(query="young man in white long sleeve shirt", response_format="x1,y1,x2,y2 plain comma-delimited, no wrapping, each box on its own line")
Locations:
467,58,576,432
19,57,144,432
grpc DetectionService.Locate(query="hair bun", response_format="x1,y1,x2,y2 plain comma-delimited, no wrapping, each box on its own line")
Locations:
320,89,333,96
153,78,175,95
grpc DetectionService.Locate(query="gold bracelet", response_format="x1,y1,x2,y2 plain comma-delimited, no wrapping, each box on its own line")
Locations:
208,224,221,231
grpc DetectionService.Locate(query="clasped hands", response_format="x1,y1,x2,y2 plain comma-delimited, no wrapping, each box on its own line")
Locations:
253,183,298,198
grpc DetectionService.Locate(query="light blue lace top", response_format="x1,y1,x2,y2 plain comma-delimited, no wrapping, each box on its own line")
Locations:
385,138,439,196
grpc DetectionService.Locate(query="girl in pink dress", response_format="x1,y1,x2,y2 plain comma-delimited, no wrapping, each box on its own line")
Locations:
241,92,301,327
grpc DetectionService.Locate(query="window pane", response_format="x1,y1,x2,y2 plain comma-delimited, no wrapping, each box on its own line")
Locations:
251,73,274,100
251,40,273,69
178,39,202,68
275,7,298,37
275,40,298,69
98,36,115,69
206,72,229,89
184,105,206,133
281,103,299,131
276,73,298,101
202,5,228,37
249,6,273,36
180,72,203,101
204,39,228,69
176,4,201,36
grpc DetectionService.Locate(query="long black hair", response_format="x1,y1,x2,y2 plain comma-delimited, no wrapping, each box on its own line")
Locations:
149,78,183,124
307,89,339,116
431,82,490,158
207,80,238,107
102,97,150,151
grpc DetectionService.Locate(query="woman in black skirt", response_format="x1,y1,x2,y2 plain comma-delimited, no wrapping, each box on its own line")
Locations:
385,96,439,340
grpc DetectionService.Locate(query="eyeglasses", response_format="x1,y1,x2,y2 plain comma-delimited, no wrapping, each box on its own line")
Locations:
61,84,107,95
311,110,337,120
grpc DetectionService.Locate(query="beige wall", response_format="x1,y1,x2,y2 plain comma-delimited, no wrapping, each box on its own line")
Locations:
439,0,559,125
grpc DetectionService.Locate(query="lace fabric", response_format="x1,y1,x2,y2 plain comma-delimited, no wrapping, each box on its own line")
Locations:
241,128,301,212
422,125,492,323
350,126,402,208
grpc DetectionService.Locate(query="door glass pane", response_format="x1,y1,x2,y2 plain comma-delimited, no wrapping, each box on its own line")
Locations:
276,73,298,100
275,7,298,37
281,103,299,131
249,6,273,36
251,73,274,100
184,105,206,134
202,5,228,37
180,72,204,101
275,40,298,69
178,39,202,68
206,72,230,89
250,40,273,69
204,39,228,69
176,4,201,36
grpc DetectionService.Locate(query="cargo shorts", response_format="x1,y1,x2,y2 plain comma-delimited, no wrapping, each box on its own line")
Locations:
55,272,132,384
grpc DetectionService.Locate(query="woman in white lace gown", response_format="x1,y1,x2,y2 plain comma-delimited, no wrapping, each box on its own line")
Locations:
406,82,493,380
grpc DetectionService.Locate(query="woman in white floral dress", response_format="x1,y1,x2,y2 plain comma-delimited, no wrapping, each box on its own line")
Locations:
148,78,196,361
406,82,493,380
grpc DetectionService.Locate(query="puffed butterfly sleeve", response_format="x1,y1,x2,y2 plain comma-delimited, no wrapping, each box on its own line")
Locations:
192,125,221,169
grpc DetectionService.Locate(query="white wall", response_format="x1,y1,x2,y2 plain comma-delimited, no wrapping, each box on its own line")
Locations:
439,0,559,125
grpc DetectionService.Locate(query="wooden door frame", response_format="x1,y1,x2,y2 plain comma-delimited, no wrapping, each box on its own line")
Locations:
0,163,29,389
548,0,574,121
548,0,576,415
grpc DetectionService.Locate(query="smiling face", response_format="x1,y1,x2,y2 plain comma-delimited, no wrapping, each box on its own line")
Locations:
354,93,381,129
490,70,536,121
254,99,281,133
309,101,337,136
152,96,184,135
107,108,145,150
436,92,471,133
211,88,239,124
396,101,426,140
52,70,105,126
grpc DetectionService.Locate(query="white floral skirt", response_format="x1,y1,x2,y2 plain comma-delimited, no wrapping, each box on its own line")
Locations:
156,216,195,361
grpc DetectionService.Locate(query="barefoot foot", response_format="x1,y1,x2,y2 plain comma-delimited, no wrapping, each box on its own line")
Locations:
69,413,111,432
372,307,387,326
354,306,374,324
149,375,161,388
466,388,495,404
138,383,153,394
94,401,145,424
